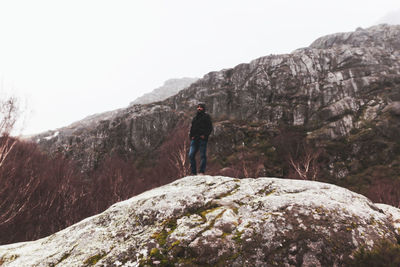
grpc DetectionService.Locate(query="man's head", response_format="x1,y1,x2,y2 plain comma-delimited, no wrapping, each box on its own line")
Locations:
197,103,206,112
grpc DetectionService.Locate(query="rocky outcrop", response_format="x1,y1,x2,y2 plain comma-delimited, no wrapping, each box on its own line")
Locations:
33,24,400,180
0,176,398,266
310,24,400,50
169,24,400,138
34,104,183,172
129,78,198,105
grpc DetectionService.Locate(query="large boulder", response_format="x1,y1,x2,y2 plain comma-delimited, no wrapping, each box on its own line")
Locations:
0,176,398,266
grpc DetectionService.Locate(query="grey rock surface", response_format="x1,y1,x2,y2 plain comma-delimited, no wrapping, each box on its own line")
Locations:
0,176,398,266
169,24,400,138
34,104,182,172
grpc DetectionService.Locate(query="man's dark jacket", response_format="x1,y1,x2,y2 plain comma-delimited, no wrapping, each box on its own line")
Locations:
189,111,213,140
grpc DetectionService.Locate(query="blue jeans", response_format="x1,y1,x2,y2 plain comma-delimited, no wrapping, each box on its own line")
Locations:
189,139,208,175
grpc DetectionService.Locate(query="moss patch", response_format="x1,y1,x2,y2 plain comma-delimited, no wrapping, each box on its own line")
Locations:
232,230,244,243
215,184,240,199
257,185,276,196
348,240,400,266
0,254,19,265
55,253,71,265
83,252,107,266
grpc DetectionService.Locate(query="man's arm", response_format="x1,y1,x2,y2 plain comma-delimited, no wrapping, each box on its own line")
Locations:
205,114,213,137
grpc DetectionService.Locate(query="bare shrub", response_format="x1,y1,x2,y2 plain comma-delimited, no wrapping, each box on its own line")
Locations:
0,96,19,135
89,154,140,213
221,147,267,179
0,118,195,245
158,120,191,179
0,97,19,167
367,178,400,208
273,126,322,180
0,140,87,244
288,143,322,180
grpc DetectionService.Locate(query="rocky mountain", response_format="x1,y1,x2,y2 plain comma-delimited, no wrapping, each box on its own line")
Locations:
33,24,400,196
0,175,399,266
129,78,199,106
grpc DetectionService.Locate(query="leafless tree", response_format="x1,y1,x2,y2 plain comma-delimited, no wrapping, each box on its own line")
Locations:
368,179,400,208
169,137,190,178
239,142,251,178
273,126,322,180
159,120,191,178
0,96,19,167
288,144,321,180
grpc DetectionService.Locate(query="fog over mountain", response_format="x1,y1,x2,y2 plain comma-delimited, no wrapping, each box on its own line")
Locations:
129,78,198,106
377,8,400,24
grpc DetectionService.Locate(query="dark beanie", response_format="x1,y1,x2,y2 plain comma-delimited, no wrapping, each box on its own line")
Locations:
197,103,206,110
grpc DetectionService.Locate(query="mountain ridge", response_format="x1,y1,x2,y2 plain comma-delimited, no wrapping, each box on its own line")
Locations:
32,23,400,194
129,77,199,106
34,24,400,141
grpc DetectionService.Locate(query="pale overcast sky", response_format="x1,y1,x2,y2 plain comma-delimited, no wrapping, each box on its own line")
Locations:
0,0,399,135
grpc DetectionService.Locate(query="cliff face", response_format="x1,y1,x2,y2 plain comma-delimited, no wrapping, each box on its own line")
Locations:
170,25,400,138
0,176,399,266
34,104,182,172
34,24,400,183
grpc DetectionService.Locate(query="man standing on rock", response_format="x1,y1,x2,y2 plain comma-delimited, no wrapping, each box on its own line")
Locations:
189,103,213,175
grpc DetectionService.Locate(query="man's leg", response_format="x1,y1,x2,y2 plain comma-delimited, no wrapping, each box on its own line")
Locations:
189,140,199,175
199,139,208,174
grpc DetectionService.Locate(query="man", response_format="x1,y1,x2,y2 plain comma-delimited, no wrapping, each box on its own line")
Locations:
189,103,213,175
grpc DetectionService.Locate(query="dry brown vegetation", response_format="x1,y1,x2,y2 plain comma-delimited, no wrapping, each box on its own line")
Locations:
0,120,193,244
